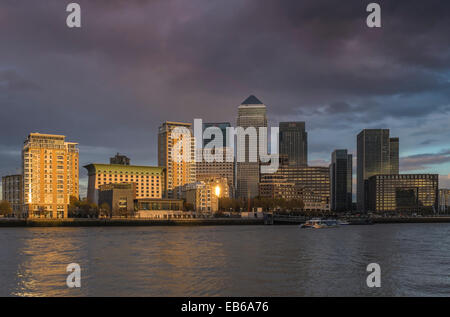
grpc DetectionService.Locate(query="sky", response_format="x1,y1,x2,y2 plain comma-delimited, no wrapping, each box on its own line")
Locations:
0,0,449,197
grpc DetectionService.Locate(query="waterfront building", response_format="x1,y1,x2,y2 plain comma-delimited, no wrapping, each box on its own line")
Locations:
22,133,79,218
357,129,399,211
330,149,353,212
110,153,130,165
1,174,23,217
439,189,450,213
158,121,196,199
84,163,165,204
195,147,235,196
98,183,135,217
259,157,331,212
279,122,308,166
367,174,438,214
184,177,229,213
236,95,267,199
202,122,231,147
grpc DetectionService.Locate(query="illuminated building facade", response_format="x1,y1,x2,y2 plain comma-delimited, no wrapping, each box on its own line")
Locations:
22,133,79,218
158,121,196,199
367,174,438,213
184,177,229,213
84,163,164,204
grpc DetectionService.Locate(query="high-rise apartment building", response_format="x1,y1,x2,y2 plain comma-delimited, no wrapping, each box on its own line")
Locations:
22,133,79,218
84,164,165,204
1,174,23,217
357,129,399,211
236,95,267,199
279,122,308,166
330,150,353,212
158,121,196,199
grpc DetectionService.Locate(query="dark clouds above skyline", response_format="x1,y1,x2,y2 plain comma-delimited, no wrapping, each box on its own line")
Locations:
1,0,450,193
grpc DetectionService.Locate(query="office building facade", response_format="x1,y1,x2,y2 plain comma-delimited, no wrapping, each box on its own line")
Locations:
22,133,79,218
330,149,352,212
279,122,308,166
367,174,438,213
1,174,23,216
357,129,399,211
236,95,267,199
439,189,449,213
260,158,330,212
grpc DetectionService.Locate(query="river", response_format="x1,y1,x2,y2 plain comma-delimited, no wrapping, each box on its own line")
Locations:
0,223,449,296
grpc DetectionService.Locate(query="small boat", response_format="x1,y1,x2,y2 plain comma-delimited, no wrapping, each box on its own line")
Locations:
300,219,339,229
337,220,350,225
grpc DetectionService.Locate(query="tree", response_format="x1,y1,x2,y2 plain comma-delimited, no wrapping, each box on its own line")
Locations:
99,202,111,218
0,200,12,217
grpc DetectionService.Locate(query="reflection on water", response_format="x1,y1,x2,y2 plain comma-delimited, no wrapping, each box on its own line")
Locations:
0,224,449,296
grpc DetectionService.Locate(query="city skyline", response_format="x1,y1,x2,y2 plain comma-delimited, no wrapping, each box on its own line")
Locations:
0,0,449,195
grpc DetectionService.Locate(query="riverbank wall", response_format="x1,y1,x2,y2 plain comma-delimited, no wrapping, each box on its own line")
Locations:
0,218,264,227
1,216,450,227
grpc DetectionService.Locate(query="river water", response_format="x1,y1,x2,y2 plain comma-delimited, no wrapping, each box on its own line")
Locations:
0,223,449,296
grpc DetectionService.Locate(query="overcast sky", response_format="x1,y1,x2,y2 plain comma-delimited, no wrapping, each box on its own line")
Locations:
1,0,449,196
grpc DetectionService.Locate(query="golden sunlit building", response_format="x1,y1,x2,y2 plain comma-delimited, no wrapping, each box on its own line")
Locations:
184,177,229,213
84,164,165,204
22,133,79,218
158,121,196,199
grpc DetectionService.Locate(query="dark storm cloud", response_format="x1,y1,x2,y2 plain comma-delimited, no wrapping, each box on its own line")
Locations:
0,0,450,195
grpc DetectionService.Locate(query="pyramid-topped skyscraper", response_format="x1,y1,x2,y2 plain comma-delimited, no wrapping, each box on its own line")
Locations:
236,95,267,199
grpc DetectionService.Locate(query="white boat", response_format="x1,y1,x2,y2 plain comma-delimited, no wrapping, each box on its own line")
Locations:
337,220,350,225
300,218,339,229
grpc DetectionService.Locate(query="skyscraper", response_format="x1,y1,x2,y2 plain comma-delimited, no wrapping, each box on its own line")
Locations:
202,122,231,147
236,95,267,199
389,137,399,174
330,149,352,212
22,133,79,218
158,121,196,199
279,122,308,166
357,129,399,211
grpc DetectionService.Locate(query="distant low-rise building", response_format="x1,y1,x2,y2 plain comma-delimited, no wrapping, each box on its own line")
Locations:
84,164,165,204
98,183,135,217
1,174,23,217
439,189,450,213
134,198,184,218
110,153,130,165
367,174,438,214
184,177,229,213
